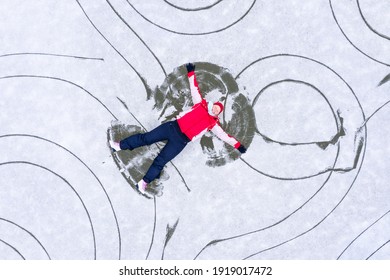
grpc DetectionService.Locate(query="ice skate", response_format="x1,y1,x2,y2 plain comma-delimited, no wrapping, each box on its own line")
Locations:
136,179,152,198
109,140,121,152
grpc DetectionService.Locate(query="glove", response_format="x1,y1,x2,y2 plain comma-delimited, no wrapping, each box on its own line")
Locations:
186,63,195,73
237,144,247,154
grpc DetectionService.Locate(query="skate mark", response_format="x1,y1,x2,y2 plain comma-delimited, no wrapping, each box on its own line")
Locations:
116,97,147,131
242,134,367,260
240,157,338,181
195,54,367,259
0,52,104,61
0,161,97,259
161,219,179,260
195,145,341,258
252,79,345,147
243,128,362,179
337,210,390,259
146,197,157,260
194,149,340,259
357,0,390,41
330,136,364,173
126,0,257,36
378,73,390,86
106,0,169,78
219,93,256,167
0,217,51,260
329,0,390,67
163,0,223,11
0,134,122,260
76,0,153,98
0,75,117,120
356,74,390,131
236,54,363,109
0,239,25,260
242,160,367,259
235,53,365,179
366,240,390,260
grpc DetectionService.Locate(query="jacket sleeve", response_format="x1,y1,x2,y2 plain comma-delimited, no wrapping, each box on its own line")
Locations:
210,123,241,149
187,71,202,105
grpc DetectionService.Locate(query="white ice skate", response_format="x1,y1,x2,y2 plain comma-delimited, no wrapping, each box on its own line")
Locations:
136,179,151,198
109,140,121,152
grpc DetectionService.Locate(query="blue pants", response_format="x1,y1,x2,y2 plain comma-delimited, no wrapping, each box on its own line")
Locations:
119,120,190,183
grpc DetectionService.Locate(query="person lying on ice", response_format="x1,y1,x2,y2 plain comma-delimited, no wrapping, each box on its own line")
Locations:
109,63,247,196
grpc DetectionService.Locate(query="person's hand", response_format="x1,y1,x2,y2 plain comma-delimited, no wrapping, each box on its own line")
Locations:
237,144,247,154
186,63,195,73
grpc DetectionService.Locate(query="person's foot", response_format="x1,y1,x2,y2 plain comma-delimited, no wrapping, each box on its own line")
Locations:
109,140,121,152
136,179,151,197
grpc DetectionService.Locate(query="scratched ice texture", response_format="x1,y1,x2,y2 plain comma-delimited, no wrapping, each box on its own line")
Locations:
0,0,389,260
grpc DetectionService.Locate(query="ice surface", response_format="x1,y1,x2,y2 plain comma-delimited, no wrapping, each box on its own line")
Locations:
0,0,389,260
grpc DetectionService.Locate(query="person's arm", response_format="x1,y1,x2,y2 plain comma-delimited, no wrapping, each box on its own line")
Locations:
186,63,202,104
211,123,247,153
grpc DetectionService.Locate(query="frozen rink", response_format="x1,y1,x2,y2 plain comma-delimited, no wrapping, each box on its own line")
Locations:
0,0,389,260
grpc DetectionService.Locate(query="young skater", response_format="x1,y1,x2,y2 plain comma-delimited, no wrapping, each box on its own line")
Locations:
109,63,247,196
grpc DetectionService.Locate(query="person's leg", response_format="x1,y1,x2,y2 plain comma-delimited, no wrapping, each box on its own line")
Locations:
143,130,188,183
119,121,172,150
143,141,187,183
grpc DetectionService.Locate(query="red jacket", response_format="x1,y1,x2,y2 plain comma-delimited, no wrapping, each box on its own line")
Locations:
177,71,241,149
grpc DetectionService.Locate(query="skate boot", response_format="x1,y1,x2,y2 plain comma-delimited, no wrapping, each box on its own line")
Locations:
137,179,151,198
109,140,121,152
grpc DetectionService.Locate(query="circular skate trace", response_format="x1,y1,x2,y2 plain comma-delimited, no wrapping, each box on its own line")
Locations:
0,240,25,260
0,218,51,260
194,54,367,260
0,75,123,259
0,161,96,259
235,54,365,180
357,0,390,41
330,0,390,66
163,0,223,12
125,0,256,35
